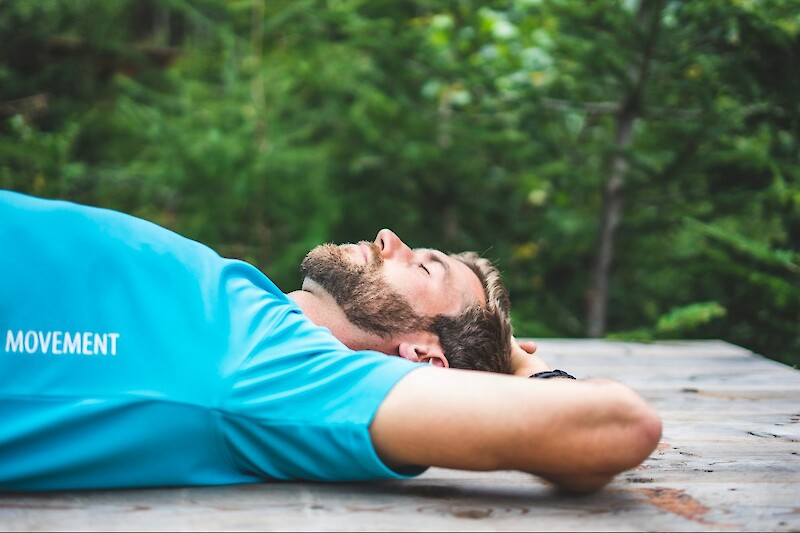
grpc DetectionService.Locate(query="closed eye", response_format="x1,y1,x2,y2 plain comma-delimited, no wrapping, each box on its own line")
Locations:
419,263,430,275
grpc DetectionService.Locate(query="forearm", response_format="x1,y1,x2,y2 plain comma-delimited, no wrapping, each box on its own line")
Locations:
370,369,662,492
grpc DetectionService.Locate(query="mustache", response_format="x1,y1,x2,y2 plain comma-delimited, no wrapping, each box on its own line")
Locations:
358,241,383,268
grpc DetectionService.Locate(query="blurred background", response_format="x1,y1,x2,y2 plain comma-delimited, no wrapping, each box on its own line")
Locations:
1,0,798,366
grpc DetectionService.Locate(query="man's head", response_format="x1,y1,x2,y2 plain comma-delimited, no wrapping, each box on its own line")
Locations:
298,229,513,374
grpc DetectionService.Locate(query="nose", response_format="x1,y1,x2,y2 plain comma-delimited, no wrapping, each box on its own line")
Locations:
374,229,414,260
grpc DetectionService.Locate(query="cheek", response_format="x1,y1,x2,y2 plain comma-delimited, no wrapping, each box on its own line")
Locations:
382,264,424,302
383,264,458,316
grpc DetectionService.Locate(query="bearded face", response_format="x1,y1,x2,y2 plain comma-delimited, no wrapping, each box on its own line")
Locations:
300,242,429,338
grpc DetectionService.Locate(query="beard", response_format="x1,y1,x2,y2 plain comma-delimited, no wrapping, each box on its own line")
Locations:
300,242,429,338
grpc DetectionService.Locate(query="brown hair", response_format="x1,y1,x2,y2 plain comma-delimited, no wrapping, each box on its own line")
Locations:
430,252,513,374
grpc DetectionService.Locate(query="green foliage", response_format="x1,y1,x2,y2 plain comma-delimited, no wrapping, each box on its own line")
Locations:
655,302,728,337
1,0,798,366
607,301,727,342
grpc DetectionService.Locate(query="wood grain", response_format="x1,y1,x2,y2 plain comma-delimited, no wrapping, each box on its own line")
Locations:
1,339,798,532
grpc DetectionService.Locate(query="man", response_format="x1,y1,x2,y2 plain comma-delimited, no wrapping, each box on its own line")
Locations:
295,228,550,376
295,228,514,374
0,191,661,493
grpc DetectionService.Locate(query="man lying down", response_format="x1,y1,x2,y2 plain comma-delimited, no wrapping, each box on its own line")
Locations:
0,191,661,494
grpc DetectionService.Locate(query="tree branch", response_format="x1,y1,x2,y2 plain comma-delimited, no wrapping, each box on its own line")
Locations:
0,94,49,118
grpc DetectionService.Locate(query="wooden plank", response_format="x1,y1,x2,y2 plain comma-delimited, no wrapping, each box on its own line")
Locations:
1,339,798,532
1,473,796,532
533,338,758,358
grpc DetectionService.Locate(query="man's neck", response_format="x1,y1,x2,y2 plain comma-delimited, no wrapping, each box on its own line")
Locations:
288,281,385,352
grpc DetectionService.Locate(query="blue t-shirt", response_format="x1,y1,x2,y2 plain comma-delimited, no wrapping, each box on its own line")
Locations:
0,191,423,490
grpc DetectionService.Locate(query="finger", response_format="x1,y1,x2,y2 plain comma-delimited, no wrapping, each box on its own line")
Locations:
518,340,537,354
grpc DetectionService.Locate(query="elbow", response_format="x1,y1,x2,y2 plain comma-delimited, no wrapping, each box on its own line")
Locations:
581,379,663,474
541,392,662,495
519,379,663,494
617,384,663,470
642,402,663,449
633,401,663,463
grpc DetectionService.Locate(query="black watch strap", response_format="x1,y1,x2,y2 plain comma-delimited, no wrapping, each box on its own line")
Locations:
529,369,576,380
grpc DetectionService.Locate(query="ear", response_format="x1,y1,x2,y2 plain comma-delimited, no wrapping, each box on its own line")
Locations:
398,342,449,368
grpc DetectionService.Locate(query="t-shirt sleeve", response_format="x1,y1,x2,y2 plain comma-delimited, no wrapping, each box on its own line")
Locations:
215,276,427,482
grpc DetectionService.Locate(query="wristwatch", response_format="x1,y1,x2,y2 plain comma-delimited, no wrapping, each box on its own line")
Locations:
529,369,576,379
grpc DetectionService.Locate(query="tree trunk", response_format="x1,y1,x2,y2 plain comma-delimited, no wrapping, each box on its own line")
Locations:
586,0,664,337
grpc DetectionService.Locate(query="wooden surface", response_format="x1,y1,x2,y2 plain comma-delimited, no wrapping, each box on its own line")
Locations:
2,339,799,532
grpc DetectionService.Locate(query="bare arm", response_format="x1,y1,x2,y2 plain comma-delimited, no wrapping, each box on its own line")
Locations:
370,367,662,493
